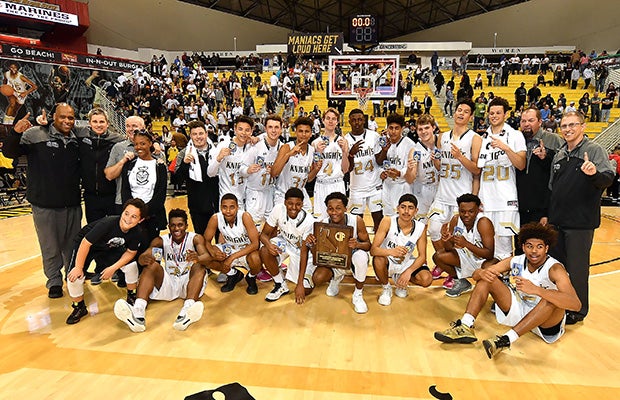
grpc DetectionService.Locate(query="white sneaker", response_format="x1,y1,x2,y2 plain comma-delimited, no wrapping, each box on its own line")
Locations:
265,282,290,302
395,287,409,298
173,301,204,331
378,285,392,306
326,272,345,297
352,291,368,314
114,299,146,333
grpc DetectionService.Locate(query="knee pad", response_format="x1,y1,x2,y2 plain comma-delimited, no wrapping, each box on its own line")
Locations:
121,261,139,284
428,218,443,242
67,276,85,298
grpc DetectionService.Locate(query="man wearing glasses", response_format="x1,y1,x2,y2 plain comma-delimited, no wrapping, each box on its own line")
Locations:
548,111,614,325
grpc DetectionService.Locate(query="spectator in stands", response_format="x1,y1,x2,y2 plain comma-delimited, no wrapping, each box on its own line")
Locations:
542,114,558,133
527,83,541,105
582,66,594,90
540,104,551,121
444,86,454,118
607,144,620,201
514,82,527,111
570,68,580,89
474,73,483,90
590,92,601,122
578,93,590,117
423,93,432,114
434,71,445,96
565,101,577,113
600,94,613,122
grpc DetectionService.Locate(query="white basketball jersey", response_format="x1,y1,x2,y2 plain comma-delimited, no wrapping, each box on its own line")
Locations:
345,129,382,193
478,124,526,211
435,129,476,206
510,254,560,306
314,135,345,182
455,213,485,262
242,138,281,191
209,137,250,200
275,142,314,195
217,210,251,251
412,141,440,190
266,203,315,248
380,216,426,264
384,136,415,187
5,71,28,93
162,232,197,277
322,213,358,240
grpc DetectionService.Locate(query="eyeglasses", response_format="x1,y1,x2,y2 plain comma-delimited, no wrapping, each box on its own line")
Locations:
559,122,583,130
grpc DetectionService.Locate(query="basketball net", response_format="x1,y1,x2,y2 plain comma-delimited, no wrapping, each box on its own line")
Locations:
353,87,373,111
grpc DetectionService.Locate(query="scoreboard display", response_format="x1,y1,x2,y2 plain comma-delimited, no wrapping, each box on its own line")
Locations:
349,14,378,46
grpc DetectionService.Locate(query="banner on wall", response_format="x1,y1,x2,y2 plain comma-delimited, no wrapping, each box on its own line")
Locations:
0,0,79,26
0,56,126,126
0,43,146,73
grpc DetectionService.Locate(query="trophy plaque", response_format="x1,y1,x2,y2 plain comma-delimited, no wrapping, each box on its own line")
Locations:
313,222,353,269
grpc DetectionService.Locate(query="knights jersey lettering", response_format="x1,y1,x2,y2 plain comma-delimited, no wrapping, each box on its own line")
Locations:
163,232,197,277
217,210,251,250
275,142,314,194
345,129,382,193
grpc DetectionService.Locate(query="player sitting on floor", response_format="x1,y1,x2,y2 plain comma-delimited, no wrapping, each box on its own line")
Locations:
114,208,210,332
433,222,581,359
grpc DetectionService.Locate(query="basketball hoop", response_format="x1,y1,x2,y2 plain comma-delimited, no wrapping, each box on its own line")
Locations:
354,87,373,111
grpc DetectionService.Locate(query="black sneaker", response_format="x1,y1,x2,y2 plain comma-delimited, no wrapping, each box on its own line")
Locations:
565,312,585,325
66,301,88,325
116,272,127,288
483,335,511,359
48,286,63,299
221,269,243,293
126,290,137,306
90,272,102,286
245,274,258,295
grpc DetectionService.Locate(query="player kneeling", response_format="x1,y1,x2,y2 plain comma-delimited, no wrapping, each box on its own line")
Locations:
371,194,432,306
260,188,316,302
114,208,209,332
310,192,371,313
433,223,581,359
65,199,146,325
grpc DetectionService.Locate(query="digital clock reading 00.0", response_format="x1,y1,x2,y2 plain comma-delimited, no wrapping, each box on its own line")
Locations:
349,15,378,45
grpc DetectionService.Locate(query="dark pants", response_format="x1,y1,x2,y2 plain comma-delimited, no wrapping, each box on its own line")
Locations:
550,228,594,318
190,210,216,236
84,192,116,224
32,205,82,288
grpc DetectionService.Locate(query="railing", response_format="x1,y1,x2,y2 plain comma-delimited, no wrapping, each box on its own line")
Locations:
93,86,126,136
592,117,620,153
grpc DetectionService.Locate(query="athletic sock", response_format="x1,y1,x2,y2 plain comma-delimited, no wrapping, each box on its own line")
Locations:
226,268,238,276
247,272,256,278
273,271,284,284
505,329,519,344
461,313,475,328
383,283,391,289
353,288,363,295
133,298,147,318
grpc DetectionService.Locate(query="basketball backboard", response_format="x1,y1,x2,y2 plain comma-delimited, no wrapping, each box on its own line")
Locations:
328,55,400,102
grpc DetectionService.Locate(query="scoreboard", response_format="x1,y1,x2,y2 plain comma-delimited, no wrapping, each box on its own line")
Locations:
349,14,378,46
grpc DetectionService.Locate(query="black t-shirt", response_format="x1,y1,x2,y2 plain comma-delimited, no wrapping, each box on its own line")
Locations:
78,216,143,254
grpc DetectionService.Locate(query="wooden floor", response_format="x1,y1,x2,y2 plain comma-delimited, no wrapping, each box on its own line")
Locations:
1,198,619,399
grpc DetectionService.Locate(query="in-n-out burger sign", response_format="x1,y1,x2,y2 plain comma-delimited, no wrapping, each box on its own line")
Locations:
0,0,79,26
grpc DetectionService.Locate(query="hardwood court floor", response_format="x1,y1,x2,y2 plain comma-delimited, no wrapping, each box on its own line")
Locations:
1,199,619,399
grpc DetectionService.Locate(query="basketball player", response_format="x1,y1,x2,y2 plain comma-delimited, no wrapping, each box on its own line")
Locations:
432,193,496,297
207,115,255,207
427,98,482,286
114,208,210,332
239,114,283,226
260,188,316,302
203,193,262,294
65,199,147,325
434,223,581,360
371,194,432,306
477,97,526,260
271,116,320,212
345,108,383,231
375,113,416,217
304,192,371,313
2,62,37,124
405,114,440,223
311,108,350,219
